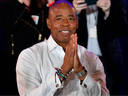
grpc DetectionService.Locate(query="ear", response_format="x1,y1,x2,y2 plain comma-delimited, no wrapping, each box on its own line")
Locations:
46,18,51,29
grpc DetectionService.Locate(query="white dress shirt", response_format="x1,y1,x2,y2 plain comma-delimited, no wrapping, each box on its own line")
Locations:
16,35,109,96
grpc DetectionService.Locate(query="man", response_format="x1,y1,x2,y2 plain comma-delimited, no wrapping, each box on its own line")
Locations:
16,0,109,95
73,0,127,95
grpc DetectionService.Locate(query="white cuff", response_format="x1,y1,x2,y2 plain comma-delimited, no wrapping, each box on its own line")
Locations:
47,72,63,93
82,74,95,92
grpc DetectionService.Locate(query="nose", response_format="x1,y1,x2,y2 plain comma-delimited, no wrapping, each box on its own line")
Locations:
61,19,69,26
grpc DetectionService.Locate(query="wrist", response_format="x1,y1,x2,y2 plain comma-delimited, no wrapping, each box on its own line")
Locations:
75,66,87,79
78,73,87,80
61,65,71,75
60,68,68,76
104,8,110,12
74,65,84,73
56,69,67,83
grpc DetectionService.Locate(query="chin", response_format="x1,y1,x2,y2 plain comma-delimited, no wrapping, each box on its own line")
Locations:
62,39,70,43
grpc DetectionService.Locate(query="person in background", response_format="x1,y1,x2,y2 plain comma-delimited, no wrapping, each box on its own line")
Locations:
16,0,109,96
0,0,54,95
72,0,127,95
126,7,128,21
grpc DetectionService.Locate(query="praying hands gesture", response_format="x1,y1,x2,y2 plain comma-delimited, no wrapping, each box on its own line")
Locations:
61,34,86,80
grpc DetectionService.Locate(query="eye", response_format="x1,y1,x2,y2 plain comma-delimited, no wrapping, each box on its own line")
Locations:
56,18,62,20
68,18,74,20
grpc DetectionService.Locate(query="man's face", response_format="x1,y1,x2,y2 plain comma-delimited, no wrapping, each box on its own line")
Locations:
47,3,78,44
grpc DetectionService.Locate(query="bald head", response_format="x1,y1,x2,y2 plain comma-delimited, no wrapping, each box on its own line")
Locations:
48,0,77,18
50,0,73,8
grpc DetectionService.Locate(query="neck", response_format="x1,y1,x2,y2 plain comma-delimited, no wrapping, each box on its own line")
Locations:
59,43,67,52
56,41,67,52
51,35,68,51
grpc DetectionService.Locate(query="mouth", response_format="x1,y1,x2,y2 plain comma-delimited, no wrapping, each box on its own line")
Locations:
61,30,70,33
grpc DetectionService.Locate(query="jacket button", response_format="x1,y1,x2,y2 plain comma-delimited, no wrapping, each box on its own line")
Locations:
56,84,59,87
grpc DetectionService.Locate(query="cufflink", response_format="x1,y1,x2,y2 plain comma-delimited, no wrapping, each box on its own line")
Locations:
84,84,87,88
56,84,59,87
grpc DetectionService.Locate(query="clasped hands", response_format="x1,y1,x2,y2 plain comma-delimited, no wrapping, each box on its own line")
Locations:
61,34,86,80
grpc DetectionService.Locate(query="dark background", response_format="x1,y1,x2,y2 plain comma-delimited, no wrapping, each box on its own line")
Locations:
118,0,128,95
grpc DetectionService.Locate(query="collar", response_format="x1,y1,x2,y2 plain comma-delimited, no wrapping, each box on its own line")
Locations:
47,35,59,52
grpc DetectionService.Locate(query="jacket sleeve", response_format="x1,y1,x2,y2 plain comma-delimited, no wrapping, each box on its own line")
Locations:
105,0,127,37
0,1,27,34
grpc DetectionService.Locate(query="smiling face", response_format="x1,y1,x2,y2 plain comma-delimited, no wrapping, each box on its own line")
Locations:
47,2,78,47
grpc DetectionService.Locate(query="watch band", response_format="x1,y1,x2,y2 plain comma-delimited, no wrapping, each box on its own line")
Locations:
76,67,87,77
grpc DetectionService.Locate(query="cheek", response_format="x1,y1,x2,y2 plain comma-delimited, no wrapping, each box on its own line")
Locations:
71,23,78,30
51,22,60,29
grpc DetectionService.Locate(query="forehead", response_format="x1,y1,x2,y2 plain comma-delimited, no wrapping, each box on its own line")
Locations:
50,3,76,16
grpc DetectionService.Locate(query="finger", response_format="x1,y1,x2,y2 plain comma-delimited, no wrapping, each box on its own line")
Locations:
75,4,87,11
73,0,87,11
66,35,75,55
97,3,110,7
97,1,110,11
74,34,77,46
73,0,85,4
77,4,87,8
65,35,75,67
69,34,74,46
97,0,110,7
76,0,85,4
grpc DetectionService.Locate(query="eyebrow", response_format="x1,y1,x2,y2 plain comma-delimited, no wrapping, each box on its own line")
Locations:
68,15,74,17
56,15,75,17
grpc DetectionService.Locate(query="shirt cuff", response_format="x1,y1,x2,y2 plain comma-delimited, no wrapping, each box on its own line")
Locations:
47,72,63,93
82,74,95,91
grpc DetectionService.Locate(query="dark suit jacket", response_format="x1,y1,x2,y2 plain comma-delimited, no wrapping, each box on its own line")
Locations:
126,7,128,21
76,0,127,80
0,0,50,95
0,0,50,71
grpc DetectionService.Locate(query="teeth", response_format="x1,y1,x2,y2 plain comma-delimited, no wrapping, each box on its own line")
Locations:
62,31,69,33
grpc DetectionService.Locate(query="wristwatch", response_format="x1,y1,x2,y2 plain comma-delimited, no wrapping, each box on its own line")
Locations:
76,66,87,77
